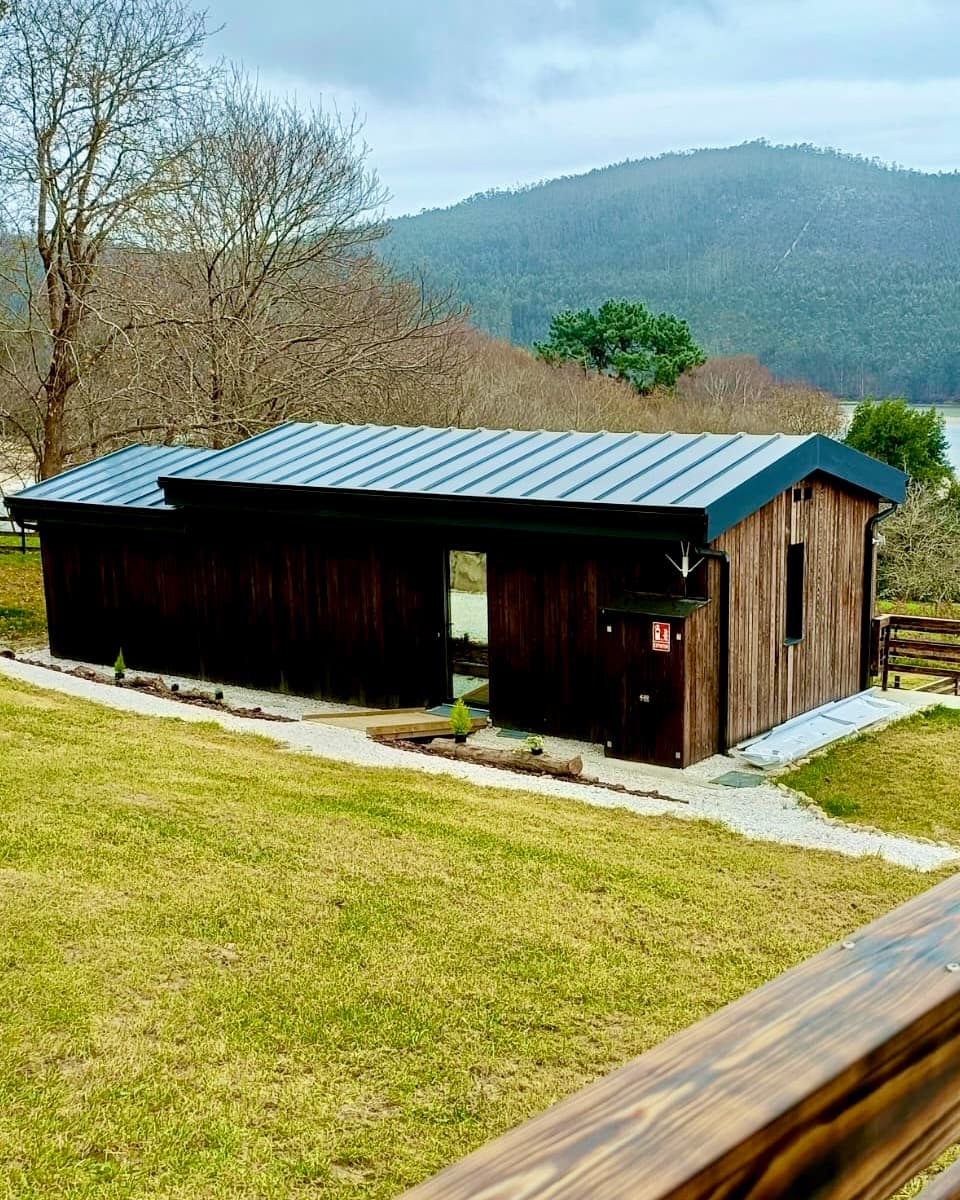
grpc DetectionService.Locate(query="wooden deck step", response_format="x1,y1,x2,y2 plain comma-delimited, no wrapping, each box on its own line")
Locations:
303,708,488,738
302,706,426,722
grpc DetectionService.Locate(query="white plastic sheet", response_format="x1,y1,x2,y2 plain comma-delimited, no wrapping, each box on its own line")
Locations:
735,691,901,768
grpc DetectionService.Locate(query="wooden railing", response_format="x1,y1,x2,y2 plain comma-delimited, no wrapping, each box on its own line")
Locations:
400,875,960,1200
0,514,35,554
876,613,960,694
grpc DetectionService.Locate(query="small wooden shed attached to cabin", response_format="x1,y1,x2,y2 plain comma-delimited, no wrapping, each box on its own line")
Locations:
6,424,906,767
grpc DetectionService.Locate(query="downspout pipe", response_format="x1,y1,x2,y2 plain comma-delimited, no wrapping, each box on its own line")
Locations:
695,546,730,754
860,502,899,690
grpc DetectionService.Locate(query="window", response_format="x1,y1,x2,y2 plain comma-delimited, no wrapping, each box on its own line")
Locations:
785,542,805,644
447,550,489,704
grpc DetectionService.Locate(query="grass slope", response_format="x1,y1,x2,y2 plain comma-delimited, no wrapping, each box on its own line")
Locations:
785,706,960,843
0,677,942,1198
0,544,45,646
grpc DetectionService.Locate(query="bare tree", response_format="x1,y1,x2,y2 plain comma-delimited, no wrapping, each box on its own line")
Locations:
126,71,464,445
676,356,844,436
676,355,772,410
0,0,211,477
878,484,960,606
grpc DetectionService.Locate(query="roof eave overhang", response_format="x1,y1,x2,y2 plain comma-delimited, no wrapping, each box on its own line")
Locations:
702,437,907,541
158,476,706,542
4,494,180,530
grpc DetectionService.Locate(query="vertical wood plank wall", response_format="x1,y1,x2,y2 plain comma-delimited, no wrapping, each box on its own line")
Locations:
41,524,202,674
487,552,603,739
683,565,722,765
36,476,877,762
716,481,877,745
487,544,688,743
40,520,448,708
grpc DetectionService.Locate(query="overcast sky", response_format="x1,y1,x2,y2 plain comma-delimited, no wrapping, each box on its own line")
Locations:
203,0,960,216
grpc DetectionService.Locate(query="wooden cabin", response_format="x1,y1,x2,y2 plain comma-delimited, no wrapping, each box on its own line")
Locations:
6,424,905,767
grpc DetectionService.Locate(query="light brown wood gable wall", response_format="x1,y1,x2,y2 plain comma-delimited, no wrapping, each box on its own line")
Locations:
701,479,878,748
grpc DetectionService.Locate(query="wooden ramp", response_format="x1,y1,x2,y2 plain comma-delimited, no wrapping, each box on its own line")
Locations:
303,707,488,739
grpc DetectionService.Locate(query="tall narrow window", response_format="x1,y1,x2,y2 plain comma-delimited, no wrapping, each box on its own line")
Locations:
785,542,805,644
447,550,489,705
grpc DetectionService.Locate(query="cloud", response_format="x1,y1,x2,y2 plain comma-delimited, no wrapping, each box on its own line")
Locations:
205,0,713,104
202,0,960,214
207,0,960,105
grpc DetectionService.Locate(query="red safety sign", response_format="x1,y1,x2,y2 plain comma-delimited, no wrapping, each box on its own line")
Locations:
652,620,671,652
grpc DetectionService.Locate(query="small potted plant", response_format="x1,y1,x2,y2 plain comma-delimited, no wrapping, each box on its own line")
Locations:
113,649,126,685
525,734,544,756
449,697,472,744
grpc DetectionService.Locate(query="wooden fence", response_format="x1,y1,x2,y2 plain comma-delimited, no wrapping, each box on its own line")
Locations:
400,874,960,1200
0,514,35,553
876,614,960,694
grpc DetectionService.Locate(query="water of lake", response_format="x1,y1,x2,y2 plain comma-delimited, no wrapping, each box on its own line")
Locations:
839,403,960,473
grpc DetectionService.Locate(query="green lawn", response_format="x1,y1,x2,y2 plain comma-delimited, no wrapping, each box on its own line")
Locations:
878,598,960,620
0,677,946,1199
785,706,960,844
0,544,45,646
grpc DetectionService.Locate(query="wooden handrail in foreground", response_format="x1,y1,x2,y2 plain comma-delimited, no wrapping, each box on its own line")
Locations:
917,1158,960,1200
400,875,960,1200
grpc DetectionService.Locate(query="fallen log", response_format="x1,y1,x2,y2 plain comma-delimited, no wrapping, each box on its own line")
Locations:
383,737,691,803
438,742,582,778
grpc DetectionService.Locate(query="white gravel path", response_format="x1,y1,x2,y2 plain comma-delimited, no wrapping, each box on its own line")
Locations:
2,654,957,871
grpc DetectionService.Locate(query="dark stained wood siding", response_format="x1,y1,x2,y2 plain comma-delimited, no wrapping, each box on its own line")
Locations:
716,480,877,746
39,518,448,708
600,612,686,766
682,565,722,764
486,542,707,747
41,523,202,674
33,474,876,765
487,549,604,738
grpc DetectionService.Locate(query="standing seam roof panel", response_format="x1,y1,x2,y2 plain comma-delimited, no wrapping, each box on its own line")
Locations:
679,437,816,507
647,434,787,505
6,445,211,510
569,434,721,503
270,425,429,486
160,423,900,509
487,430,609,497
440,431,569,494
545,432,674,499
325,427,459,487
10,424,907,532
195,423,370,483
353,428,505,489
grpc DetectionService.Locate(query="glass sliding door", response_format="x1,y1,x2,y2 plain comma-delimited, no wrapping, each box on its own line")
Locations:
447,550,489,706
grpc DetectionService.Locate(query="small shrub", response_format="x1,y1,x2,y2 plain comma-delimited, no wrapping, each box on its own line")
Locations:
525,734,544,754
449,698,472,737
113,649,126,678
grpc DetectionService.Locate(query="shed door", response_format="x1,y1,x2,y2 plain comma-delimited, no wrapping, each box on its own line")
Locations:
601,613,685,766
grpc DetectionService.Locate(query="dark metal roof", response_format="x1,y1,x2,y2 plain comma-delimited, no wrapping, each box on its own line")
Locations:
5,444,209,512
8,423,907,540
161,422,906,539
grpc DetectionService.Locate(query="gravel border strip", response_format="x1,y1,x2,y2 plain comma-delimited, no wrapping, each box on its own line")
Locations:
1,656,956,871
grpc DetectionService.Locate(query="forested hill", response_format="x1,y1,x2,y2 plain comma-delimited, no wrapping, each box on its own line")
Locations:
385,143,960,401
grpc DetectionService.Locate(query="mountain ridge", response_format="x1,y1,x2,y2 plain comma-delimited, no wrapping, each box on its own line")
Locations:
384,142,960,401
